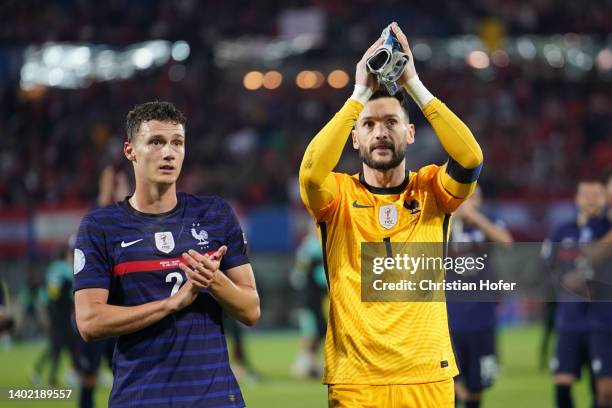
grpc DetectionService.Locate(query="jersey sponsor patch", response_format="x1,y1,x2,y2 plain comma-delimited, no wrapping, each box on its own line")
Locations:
154,231,175,254
74,248,85,275
379,204,398,229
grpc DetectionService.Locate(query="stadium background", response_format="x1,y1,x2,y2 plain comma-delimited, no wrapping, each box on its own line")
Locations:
0,0,610,406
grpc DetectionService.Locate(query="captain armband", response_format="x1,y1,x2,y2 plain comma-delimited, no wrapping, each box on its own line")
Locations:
445,157,483,184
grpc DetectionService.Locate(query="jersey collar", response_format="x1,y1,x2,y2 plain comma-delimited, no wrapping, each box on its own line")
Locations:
358,171,410,195
119,193,185,220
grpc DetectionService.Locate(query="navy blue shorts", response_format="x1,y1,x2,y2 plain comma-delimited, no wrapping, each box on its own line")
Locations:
452,329,498,391
75,338,114,376
590,331,612,378
550,330,590,378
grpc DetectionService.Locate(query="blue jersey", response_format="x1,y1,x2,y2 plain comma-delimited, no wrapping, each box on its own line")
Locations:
588,215,612,332
446,218,498,333
73,193,248,408
545,216,608,332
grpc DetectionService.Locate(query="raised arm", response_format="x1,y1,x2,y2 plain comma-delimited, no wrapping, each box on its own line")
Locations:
391,23,483,199
299,101,360,211
416,96,483,199
299,37,383,212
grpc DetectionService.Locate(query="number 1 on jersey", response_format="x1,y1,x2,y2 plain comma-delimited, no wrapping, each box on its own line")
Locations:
383,237,393,257
166,272,184,296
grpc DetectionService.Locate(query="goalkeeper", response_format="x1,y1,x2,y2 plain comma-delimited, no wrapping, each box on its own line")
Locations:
299,22,483,407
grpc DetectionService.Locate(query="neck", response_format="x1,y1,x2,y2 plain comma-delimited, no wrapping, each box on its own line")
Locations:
130,182,178,214
362,161,407,188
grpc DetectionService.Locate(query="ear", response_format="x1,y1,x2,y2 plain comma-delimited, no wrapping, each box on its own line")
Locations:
124,141,136,162
406,123,415,145
351,128,359,150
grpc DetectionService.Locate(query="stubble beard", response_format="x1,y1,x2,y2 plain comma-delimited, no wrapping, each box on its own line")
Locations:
359,142,407,171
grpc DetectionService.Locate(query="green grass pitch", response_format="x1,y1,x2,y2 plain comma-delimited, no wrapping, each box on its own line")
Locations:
0,325,592,407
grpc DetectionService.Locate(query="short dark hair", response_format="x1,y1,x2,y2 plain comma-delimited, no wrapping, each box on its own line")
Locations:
369,88,411,122
126,101,186,142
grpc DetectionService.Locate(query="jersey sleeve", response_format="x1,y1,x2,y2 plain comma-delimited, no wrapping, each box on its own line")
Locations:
422,98,483,200
299,99,363,218
73,213,113,292
416,164,465,214
218,199,250,271
307,173,345,222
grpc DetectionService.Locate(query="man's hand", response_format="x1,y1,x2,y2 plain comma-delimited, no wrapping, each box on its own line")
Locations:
389,22,418,85
179,246,228,289
166,280,199,312
355,37,383,92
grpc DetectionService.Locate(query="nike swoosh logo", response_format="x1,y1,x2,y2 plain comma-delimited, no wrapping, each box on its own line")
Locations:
121,239,144,248
352,200,374,208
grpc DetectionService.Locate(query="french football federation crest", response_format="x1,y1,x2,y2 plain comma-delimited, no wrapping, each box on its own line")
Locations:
155,231,175,254
191,223,209,246
379,204,398,229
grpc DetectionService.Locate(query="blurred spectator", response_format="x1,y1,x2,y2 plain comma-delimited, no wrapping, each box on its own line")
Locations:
0,0,610,213
0,279,15,346
32,244,78,386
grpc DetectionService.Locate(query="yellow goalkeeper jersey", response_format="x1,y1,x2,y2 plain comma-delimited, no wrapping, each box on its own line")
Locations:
300,96,483,385
312,165,461,385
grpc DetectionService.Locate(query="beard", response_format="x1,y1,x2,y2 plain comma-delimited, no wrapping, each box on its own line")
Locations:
359,140,407,171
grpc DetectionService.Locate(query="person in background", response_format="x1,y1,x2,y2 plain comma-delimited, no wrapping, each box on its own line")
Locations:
290,224,327,379
542,180,607,408
73,164,129,408
32,244,78,386
0,279,15,346
223,315,260,383
583,169,612,408
447,185,513,408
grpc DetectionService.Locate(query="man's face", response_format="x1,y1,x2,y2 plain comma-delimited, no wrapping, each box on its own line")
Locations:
606,176,612,206
352,97,414,171
575,182,605,218
124,120,185,187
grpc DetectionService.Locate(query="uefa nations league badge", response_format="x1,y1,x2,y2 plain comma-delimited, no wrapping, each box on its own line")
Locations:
155,231,175,254
379,204,398,229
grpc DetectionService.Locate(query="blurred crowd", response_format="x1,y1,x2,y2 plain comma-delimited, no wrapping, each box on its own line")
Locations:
2,0,611,44
0,0,611,210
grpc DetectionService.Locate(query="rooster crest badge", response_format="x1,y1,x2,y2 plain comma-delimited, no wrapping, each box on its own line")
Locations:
191,223,209,246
